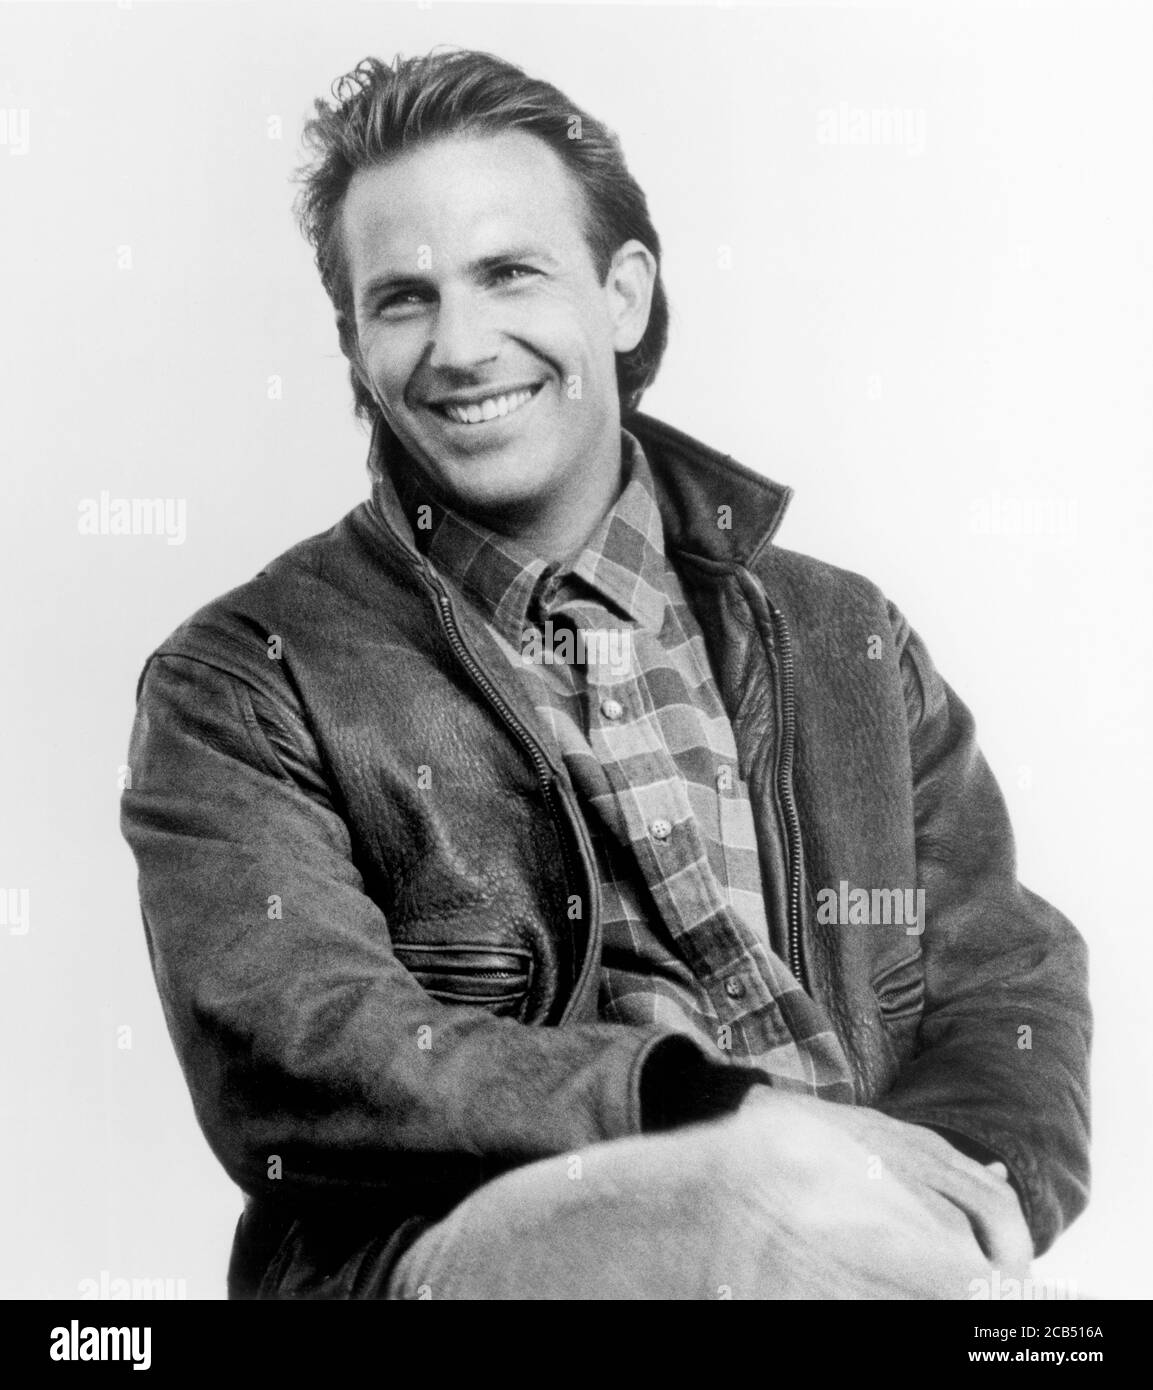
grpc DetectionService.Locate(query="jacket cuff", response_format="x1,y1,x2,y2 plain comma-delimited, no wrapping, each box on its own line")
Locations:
918,1122,1002,1166
637,1034,768,1132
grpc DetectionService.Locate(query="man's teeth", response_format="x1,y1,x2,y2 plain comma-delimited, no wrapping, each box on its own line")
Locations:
439,387,537,425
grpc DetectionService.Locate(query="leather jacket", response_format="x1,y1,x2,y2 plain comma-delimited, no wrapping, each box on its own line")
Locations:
120,411,1091,1298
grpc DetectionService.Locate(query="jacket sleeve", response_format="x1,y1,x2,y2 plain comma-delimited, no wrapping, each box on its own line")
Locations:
874,604,1091,1255
120,649,756,1212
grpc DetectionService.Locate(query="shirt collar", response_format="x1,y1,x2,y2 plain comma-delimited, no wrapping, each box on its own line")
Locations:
561,431,667,632
391,461,548,646
384,429,668,645
369,410,793,570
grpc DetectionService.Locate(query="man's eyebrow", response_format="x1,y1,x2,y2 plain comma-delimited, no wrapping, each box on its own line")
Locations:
473,247,560,273
357,247,560,307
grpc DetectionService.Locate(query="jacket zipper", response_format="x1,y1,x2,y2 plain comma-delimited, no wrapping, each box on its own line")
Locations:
419,524,800,1001
433,592,582,910
767,601,809,992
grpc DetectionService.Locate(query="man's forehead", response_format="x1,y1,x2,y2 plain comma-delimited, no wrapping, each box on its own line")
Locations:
341,130,586,268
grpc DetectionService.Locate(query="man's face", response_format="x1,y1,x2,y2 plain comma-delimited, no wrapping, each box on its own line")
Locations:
340,130,651,532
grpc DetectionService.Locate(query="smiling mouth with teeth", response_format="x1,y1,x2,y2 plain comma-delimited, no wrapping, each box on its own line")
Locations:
431,384,542,425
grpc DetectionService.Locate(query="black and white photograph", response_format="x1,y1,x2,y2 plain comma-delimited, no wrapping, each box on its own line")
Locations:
2,0,1150,1345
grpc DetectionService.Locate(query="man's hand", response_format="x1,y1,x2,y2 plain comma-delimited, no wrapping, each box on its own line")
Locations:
730,1085,1032,1298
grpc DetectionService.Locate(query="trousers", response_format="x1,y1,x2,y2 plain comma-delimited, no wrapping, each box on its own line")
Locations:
382,1099,993,1300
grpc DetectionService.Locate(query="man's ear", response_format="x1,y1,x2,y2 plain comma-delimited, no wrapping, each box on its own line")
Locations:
606,240,657,355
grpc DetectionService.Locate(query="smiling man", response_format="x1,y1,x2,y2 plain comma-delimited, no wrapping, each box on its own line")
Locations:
340,128,648,560
120,49,1090,1300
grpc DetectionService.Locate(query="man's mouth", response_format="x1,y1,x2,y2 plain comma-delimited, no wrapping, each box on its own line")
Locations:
426,383,543,426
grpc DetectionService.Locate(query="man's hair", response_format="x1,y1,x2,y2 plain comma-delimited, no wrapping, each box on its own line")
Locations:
295,48,669,419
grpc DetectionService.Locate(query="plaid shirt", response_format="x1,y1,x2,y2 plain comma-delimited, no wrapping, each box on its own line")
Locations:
390,431,853,1099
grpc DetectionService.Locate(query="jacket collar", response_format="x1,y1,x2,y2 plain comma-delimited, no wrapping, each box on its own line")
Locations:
626,412,793,567
366,409,793,573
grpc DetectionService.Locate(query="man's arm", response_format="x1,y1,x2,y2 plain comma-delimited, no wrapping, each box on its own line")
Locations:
120,649,756,1210
873,603,1092,1255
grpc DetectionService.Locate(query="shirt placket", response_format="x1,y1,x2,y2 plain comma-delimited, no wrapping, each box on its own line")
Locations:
550,593,787,1040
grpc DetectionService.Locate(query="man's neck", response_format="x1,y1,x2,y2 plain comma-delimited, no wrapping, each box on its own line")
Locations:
487,464,626,568
407,430,628,568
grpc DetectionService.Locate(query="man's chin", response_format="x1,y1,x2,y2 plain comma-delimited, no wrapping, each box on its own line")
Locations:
393,422,543,504
440,466,552,523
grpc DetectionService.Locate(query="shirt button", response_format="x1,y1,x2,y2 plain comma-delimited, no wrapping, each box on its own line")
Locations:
600,698,624,721
649,818,673,842
724,976,746,1000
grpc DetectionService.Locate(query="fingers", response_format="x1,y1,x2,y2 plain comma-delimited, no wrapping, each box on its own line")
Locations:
832,1115,1033,1281
745,1126,995,1299
926,1161,1032,1277
732,1099,1035,1293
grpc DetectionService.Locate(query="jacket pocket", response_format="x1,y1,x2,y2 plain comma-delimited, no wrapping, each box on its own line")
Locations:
391,943,533,1017
871,949,925,1059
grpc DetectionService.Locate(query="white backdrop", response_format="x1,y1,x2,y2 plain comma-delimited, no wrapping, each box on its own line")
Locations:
2,0,1149,1299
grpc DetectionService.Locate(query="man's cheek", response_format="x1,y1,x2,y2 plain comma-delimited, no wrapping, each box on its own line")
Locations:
360,333,419,401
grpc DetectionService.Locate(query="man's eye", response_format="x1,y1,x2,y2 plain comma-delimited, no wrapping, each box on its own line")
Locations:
377,289,431,316
491,264,539,285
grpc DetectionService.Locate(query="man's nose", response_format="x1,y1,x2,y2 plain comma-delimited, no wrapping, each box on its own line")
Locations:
425,289,499,373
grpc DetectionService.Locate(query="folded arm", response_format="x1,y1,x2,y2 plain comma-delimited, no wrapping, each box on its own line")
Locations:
873,604,1092,1254
121,650,755,1213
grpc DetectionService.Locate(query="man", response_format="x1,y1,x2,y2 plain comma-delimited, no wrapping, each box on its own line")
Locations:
120,49,1090,1300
